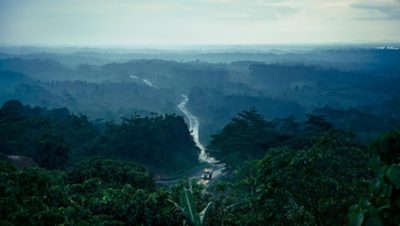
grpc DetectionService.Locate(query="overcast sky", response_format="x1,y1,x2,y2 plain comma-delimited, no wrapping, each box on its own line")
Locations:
0,0,399,46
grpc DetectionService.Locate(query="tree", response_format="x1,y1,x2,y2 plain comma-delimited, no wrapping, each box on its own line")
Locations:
349,130,400,226
211,130,370,226
305,114,333,132
99,114,199,174
0,158,181,225
35,134,69,170
207,108,287,169
1,100,24,115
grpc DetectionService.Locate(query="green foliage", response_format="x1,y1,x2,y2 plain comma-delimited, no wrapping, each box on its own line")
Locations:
99,113,199,174
170,179,211,214
0,158,180,225
305,113,333,132
170,182,213,226
179,188,202,225
209,130,370,226
207,109,345,170
207,108,289,169
0,161,71,225
313,106,400,142
68,157,155,189
348,130,400,226
0,100,395,225
35,133,69,170
0,101,199,174
257,146,368,225
0,100,99,165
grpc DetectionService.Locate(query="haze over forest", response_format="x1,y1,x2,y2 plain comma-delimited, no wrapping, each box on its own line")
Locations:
0,0,400,225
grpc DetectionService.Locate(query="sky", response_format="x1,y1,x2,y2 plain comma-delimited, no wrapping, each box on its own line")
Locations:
0,0,399,46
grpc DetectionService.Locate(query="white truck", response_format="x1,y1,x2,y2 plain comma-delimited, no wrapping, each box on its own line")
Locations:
201,168,213,180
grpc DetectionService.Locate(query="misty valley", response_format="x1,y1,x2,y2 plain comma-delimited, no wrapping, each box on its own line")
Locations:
1,46,400,225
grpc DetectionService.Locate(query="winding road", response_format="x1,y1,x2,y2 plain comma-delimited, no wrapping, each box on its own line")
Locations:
157,95,224,186
177,95,215,163
177,95,224,181
129,74,224,183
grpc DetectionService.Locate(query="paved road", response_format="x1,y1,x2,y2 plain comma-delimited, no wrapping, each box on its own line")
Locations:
156,163,225,186
156,95,225,186
177,94,216,163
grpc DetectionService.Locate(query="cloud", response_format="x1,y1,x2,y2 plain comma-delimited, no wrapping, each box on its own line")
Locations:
351,0,400,20
0,0,400,45
124,0,299,21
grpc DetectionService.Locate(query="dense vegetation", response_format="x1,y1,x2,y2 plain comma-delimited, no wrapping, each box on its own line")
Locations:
0,158,180,225
0,100,199,175
207,108,353,170
97,113,199,174
204,110,373,225
349,131,400,226
1,50,400,141
0,48,399,225
1,102,399,225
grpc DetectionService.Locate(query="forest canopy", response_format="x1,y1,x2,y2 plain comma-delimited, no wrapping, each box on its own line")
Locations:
0,100,399,225
0,100,199,175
